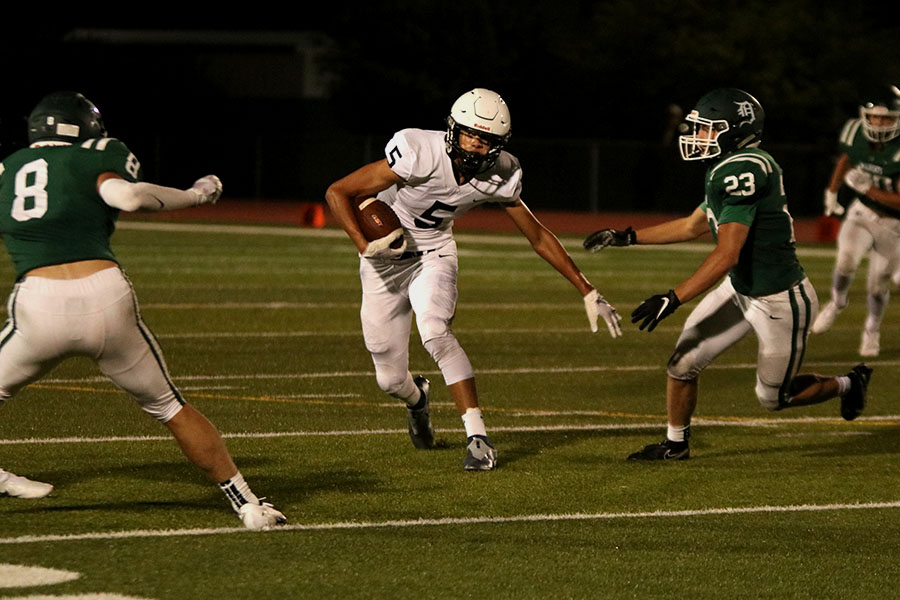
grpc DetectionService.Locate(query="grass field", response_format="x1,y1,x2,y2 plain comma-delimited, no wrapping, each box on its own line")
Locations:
1,221,899,599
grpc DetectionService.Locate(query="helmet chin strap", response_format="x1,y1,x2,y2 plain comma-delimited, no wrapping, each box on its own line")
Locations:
450,147,495,180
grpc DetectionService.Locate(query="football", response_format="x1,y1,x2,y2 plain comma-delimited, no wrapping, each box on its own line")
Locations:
355,196,404,248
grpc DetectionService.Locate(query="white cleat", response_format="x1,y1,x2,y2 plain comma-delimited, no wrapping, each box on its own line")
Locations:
859,329,880,357
0,469,53,499
811,301,842,334
238,501,287,531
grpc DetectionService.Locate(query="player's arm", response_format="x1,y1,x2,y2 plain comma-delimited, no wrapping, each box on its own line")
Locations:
631,220,748,332
673,221,748,304
632,205,709,244
824,153,852,215
325,159,403,254
584,206,708,251
505,197,593,294
97,172,221,212
842,166,900,211
505,197,622,337
859,177,900,210
865,186,900,209
828,154,852,192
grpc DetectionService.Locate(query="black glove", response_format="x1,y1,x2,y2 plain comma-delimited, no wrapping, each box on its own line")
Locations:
583,227,637,252
631,289,681,332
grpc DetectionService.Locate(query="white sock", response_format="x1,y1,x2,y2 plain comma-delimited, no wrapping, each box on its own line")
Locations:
667,424,689,443
836,376,851,396
218,471,260,513
462,408,487,439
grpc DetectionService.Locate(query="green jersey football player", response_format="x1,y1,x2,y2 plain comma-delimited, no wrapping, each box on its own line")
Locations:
584,88,872,460
0,91,285,529
813,86,900,357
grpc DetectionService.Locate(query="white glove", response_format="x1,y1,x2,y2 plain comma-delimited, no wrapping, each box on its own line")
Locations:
190,175,223,205
823,189,843,216
584,289,622,338
361,229,407,259
843,168,873,196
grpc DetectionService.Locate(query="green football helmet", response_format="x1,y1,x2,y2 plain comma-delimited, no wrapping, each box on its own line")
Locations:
27,91,107,144
679,88,764,161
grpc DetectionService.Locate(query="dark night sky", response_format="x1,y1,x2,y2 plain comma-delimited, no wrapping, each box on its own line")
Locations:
2,2,899,210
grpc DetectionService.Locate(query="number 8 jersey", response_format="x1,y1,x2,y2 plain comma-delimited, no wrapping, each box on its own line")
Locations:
377,128,523,253
0,138,141,279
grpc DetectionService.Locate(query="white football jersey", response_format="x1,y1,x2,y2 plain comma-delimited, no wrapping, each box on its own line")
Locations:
377,128,523,252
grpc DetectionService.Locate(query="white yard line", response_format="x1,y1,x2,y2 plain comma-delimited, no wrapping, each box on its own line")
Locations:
1,414,895,447
37,359,900,385
1,501,897,545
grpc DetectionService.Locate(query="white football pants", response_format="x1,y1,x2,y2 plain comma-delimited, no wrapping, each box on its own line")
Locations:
830,200,900,329
359,240,474,395
666,276,818,411
0,267,184,422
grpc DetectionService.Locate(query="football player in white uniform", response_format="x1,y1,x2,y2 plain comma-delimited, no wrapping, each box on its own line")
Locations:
814,87,900,357
326,88,621,471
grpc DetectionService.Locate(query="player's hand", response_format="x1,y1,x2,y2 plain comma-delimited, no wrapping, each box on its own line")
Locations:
843,168,874,196
823,189,844,216
583,227,636,252
190,175,223,205
584,289,622,338
631,289,681,332
361,229,407,259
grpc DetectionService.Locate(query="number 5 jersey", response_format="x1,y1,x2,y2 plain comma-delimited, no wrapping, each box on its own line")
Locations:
377,128,523,253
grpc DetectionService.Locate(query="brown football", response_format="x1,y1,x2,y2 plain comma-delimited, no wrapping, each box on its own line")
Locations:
355,196,404,248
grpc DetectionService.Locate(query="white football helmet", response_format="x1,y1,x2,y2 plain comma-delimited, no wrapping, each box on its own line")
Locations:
445,88,511,173
859,85,900,143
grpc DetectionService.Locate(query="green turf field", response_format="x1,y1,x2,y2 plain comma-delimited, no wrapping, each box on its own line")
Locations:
1,221,898,599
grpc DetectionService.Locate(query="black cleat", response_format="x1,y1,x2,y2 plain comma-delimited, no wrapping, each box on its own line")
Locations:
407,376,435,449
463,435,497,471
841,364,872,421
627,439,690,461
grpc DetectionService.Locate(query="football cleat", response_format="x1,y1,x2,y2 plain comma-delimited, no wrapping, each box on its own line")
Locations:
859,330,880,357
238,501,287,531
841,364,872,421
811,301,843,334
463,435,497,471
627,439,690,461
407,376,435,449
0,469,53,499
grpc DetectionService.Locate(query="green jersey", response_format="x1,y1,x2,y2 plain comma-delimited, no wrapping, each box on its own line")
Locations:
838,118,900,218
700,147,805,297
0,138,141,279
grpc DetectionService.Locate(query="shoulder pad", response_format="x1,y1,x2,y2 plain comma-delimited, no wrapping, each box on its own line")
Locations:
839,119,864,148
710,149,775,178
80,137,128,152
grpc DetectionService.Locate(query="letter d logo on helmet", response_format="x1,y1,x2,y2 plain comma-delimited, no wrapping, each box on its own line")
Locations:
678,88,764,161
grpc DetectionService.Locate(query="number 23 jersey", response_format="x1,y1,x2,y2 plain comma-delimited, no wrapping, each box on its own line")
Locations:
378,128,523,252
700,147,805,297
0,138,141,279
